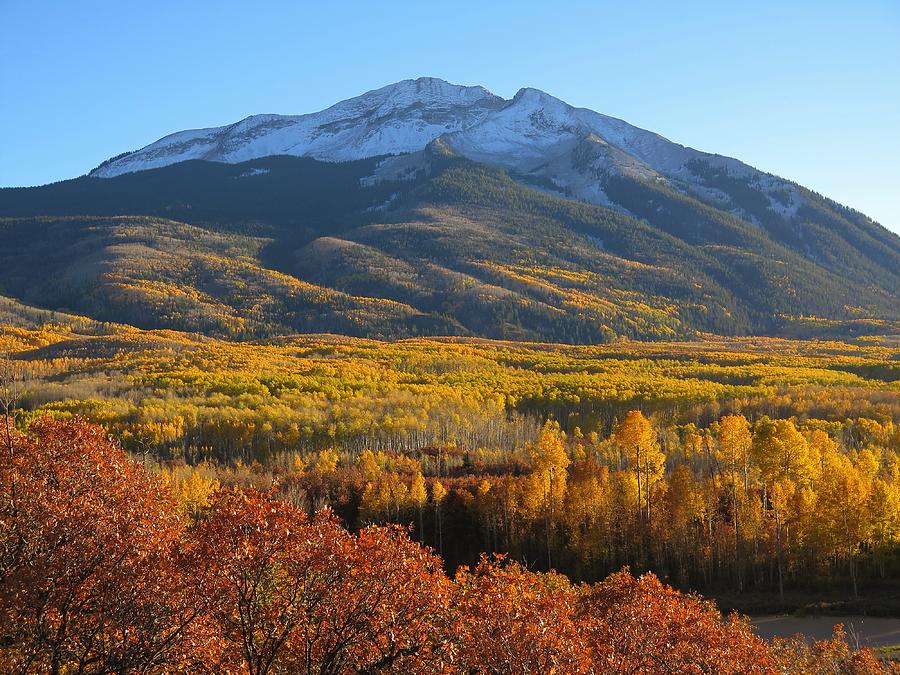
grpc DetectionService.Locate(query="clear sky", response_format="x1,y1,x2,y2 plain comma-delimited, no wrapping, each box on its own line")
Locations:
2,0,899,233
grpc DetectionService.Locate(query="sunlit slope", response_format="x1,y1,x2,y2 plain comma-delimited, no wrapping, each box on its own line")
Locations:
294,161,900,339
1,153,898,341
2,323,897,456
0,215,455,338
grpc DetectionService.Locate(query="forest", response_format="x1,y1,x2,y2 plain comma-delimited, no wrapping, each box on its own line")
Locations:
0,416,894,673
2,322,899,607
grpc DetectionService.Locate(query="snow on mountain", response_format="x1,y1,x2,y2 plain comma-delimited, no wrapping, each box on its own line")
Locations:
91,78,504,177
90,77,803,218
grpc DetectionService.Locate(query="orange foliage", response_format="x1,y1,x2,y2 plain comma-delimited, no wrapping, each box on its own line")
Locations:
1,418,895,673
452,557,584,673
193,490,452,674
578,571,773,673
0,418,213,673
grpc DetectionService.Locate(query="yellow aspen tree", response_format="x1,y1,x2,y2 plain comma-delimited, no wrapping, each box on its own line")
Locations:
359,478,392,524
769,478,795,608
526,420,570,569
563,459,609,574
817,450,870,598
751,418,816,487
868,478,900,578
855,448,880,483
715,414,752,591
664,465,706,585
356,449,381,480
614,411,665,522
389,474,408,522
159,465,220,519
290,453,307,476
807,429,837,481
610,470,640,563
314,447,339,474
409,470,428,540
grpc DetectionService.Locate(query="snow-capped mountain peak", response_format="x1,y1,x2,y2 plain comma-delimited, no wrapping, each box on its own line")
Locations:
91,78,504,178
366,77,500,109
89,77,802,220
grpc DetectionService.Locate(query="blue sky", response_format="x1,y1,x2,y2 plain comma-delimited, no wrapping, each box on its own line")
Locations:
2,1,898,233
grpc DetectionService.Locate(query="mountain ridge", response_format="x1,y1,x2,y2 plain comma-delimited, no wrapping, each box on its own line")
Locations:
87,77,876,240
1,78,897,343
90,78,506,177
87,77,753,184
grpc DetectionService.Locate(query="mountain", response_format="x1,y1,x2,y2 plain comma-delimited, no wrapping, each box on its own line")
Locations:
1,78,898,343
87,77,816,223
90,78,797,215
91,79,505,177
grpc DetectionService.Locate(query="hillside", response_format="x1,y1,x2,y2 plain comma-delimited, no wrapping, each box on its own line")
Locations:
1,149,898,341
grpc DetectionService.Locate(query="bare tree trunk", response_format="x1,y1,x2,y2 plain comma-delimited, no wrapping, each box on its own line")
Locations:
733,475,742,592
545,470,553,569
849,544,858,599
1,352,25,451
775,510,784,608
436,505,443,556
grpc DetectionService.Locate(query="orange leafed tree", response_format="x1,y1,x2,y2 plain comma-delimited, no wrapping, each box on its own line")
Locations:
0,418,212,674
452,556,587,674
577,570,774,674
193,489,452,674
770,624,893,675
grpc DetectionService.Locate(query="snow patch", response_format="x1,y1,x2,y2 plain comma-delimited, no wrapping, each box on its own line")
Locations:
238,167,271,177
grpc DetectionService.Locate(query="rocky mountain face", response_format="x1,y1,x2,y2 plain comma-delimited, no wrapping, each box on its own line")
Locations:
92,77,802,221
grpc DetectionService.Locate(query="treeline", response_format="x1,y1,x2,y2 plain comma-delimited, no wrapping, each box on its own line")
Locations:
160,410,900,601
0,417,890,674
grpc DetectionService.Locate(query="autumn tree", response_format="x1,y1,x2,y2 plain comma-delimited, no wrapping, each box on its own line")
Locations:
715,414,752,590
751,418,817,488
0,418,211,674
815,448,871,598
660,465,706,587
452,557,586,673
577,570,773,674
524,420,570,568
868,477,900,577
614,411,665,522
410,470,428,540
432,480,447,556
770,625,890,674
195,488,452,674
563,458,610,578
160,464,221,518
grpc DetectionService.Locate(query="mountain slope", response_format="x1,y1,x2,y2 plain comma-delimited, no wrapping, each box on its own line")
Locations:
1,152,898,342
1,78,897,342
0,214,458,338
